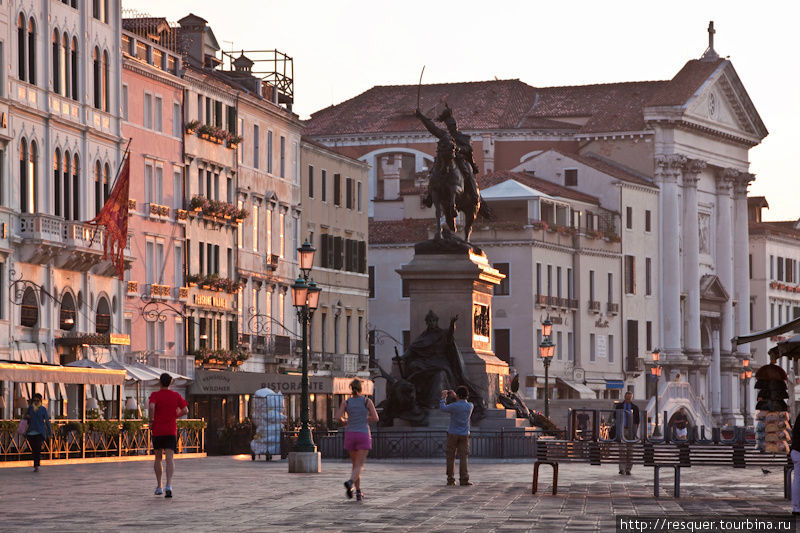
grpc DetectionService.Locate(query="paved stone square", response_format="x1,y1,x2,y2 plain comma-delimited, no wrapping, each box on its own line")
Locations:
0,456,794,532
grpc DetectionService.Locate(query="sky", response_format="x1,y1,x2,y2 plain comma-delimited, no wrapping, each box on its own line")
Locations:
127,0,799,221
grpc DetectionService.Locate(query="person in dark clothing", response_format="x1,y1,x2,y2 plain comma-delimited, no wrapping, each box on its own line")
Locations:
26,393,52,472
791,412,800,514
612,391,640,475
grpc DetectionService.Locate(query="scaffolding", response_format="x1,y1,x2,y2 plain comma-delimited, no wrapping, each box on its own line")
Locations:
220,49,294,107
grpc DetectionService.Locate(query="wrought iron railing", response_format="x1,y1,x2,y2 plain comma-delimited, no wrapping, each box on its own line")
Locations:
280,428,564,459
0,419,205,462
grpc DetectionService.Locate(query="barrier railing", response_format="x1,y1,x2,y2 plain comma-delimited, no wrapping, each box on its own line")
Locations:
0,419,205,462
281,428,565,459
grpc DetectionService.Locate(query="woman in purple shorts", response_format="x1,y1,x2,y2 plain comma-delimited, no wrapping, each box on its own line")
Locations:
335,379,379,501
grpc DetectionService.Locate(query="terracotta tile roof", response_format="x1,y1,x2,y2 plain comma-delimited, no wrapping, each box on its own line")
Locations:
306,79,537,135
647,59,725,107
749,221,800,240
547,149,655,188
479,170,600,205
306,60,726,138
369,218,435,245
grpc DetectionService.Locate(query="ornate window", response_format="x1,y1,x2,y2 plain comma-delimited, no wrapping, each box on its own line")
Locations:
27,18,36,86
17,14,26,82
96,297,111,333
54,149,61,216
20,288,38,327
60,292,76,330
92,47,100,109
72,154,80,220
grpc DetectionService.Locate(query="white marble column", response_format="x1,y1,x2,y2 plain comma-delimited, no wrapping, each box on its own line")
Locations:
711,324,721,421
716,168,736,419
657,154,685,358
733,173,754,422
682,159,706,357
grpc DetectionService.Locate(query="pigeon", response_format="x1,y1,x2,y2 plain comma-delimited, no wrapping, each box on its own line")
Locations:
762,468,771,475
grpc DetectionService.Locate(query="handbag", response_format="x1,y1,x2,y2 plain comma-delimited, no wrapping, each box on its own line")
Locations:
16,418,28,436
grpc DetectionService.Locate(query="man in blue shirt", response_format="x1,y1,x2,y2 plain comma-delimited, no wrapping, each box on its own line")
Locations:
440,386,474,486
613,391,640,475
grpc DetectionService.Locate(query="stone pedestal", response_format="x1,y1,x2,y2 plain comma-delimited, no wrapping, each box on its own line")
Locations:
287,451,321,473
397,241,508,411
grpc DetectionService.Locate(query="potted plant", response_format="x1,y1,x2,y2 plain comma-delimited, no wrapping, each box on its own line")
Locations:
185,120,200,135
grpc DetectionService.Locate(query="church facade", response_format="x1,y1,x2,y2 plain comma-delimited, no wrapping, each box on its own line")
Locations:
305,28,767,426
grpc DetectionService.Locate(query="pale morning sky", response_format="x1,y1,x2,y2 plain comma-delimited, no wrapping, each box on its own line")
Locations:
126,0,799,221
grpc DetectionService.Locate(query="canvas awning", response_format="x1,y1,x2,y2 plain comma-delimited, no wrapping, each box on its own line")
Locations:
733,316,800,345
556,378,596,399
0,362,126,385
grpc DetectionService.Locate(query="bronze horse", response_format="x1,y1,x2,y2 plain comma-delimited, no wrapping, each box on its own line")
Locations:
415,106,482,242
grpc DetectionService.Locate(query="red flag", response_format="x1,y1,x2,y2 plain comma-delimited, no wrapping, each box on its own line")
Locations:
87,153,131,280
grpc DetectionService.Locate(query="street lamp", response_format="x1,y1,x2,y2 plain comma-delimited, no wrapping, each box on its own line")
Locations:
650,348,662,437
538,317,555,419
290,241,322,460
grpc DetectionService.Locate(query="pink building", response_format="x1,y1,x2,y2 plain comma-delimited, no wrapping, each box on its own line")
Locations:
121,19,189,393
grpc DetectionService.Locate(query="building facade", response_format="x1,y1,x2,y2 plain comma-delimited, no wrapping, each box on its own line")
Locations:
121,18,188,382
1,0,126,417
306,33,767,426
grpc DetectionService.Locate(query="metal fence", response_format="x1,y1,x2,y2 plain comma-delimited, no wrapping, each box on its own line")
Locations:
281,429,565,459
0,419,205,462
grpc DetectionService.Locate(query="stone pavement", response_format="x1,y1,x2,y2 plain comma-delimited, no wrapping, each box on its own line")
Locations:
0,456,793,532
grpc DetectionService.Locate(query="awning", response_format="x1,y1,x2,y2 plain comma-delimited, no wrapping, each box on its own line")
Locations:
0,362,126,385
733,316,800,345
556,378,596,399
102,360,191,386
11,343,46,363
605,380,625,390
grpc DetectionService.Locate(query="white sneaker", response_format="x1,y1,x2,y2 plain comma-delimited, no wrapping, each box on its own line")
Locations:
154,487,163,495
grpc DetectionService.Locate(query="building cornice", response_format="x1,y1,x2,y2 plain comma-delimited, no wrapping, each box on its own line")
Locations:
123,57,185,90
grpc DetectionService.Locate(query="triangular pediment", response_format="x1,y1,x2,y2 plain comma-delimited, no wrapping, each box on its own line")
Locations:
700,274,729,302
683,62,768,142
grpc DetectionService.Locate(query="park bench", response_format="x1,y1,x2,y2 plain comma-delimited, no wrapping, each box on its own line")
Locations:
532,437,792,498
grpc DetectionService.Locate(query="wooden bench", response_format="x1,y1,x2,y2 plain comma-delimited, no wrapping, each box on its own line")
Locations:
532,439,792,498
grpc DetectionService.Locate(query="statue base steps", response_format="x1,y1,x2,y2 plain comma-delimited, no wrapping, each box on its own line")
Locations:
475,408,534,431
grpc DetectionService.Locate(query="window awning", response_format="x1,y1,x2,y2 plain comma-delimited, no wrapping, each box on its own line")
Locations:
556,378,596,399
0,362,126,385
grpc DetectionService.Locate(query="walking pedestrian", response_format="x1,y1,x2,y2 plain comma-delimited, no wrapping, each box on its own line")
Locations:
335,379,378,502
148,373,188,498
440,386,474,486
613,391,640,475
26,393,52,473
791,410,800,515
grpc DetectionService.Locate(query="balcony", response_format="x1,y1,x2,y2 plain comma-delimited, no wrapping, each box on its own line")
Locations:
265,254,280,271
148,203,170,220
150,284,171,299
558,297,569,309
178,287,189,300
17,213,65,263
626,357,644,373
176,209,188,223
569,299,579,309
547,296,559,307
588,300,600,313
127,281,139,296
535,294,548,308
607,302,619,314
128,199,137,213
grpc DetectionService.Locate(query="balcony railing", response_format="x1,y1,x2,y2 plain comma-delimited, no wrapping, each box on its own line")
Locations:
265,254,280,271
150,284,171,298
547,296,559,307
178,287,189,300
588,300,600,313
607,302,619,314
148,203,170,219
568,298,579,309
126,281,139,296
535,294,547,307
626,357,644,372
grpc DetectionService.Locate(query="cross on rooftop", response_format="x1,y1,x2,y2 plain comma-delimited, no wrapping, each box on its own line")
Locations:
701,20,720,61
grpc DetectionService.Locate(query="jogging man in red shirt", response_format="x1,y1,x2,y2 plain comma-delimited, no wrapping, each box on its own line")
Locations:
148,373,188,498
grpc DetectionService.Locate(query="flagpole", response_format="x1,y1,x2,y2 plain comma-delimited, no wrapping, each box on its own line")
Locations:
109,138,133,190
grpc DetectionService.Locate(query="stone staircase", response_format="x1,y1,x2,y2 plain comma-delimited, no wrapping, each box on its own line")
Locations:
475,408,533,431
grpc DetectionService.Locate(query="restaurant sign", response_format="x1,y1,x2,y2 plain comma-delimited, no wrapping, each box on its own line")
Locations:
193,294,229,309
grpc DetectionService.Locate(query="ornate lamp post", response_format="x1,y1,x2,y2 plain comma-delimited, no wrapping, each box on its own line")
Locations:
650,348,662,437
538,318,555,419
290,241,322,462
740,358,752,420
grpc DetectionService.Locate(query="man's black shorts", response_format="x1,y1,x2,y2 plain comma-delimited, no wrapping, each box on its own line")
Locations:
152,435,178,452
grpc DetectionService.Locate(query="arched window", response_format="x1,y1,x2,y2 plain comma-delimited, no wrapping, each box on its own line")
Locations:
19,138,28,212
20,287,38,327
102,50,109,112
63,151,71,220
54,148,61,216
72,154,80,220
61,33,69,98
92,47,100,109
94,160,102,215
60,292,76,330
92,0,99,20
17,14,26,82
70,38,78,101
96,297,110,333
29,140,38,213
103,163,110,205
27,18,36,86
52,30,60,94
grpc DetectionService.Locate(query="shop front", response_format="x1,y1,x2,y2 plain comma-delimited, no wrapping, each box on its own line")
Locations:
189,369,374,454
